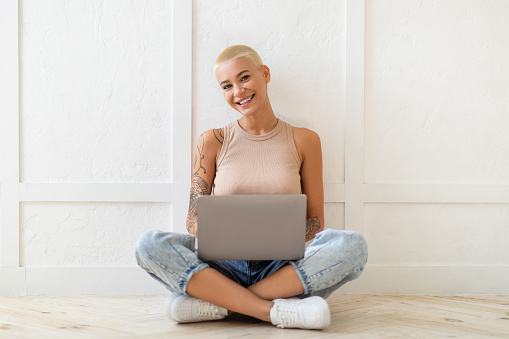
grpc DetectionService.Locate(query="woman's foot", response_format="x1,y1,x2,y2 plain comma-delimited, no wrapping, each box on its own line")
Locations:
270,296,331,329
165,292,229,323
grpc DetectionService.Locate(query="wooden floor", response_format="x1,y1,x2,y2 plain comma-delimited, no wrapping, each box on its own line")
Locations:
1,294,508,338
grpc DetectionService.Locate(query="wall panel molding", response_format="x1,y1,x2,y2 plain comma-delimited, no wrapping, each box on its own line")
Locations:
0,0,20,268
19,183,173,202
172,0,193,234
345,0,365,234
364,184,509,204
11,183,505,204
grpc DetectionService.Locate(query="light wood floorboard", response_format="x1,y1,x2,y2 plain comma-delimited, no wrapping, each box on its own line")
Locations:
0,294,508,338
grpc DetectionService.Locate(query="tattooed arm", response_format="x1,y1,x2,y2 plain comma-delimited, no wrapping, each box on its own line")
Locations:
292,127,325,242
186,128,224,236
306,216,322,242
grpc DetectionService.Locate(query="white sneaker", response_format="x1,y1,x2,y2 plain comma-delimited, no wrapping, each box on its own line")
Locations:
165,293,228,323
270,296,331,329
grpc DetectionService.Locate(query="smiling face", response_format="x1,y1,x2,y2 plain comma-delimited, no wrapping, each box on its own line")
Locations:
214,57,271,116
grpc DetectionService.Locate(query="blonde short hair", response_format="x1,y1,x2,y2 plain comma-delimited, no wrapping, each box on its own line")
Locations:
214,45,263,73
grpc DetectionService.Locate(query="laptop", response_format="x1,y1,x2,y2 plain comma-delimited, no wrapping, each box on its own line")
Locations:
197,194,307,261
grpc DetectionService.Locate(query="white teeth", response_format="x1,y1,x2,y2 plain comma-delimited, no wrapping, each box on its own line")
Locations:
239,95,253,105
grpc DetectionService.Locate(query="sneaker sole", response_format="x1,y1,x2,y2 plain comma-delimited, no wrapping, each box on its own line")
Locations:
165,293,185,322
306,296,331,329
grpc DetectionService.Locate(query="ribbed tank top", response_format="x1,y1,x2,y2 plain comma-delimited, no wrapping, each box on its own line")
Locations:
213,119,302,195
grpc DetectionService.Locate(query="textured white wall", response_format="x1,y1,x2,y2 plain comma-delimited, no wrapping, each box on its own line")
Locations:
365,0,509,183
21,202,171,266
364,0,509,267
193,0,347,230
21,0,172,183
366,203,509,265
19,0,173,267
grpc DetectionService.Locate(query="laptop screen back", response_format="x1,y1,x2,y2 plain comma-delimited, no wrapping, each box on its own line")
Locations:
197,194,306,261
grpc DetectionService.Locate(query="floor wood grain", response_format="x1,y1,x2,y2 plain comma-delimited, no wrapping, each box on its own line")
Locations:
1,294,508,338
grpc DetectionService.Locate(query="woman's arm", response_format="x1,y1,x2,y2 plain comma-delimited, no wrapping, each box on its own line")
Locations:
186,128,224,236
293,127,325,241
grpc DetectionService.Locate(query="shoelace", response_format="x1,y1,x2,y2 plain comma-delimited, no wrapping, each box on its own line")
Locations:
197,300,221,317
276,305,301,328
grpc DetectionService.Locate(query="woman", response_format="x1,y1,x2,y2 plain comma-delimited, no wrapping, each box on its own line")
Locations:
135,45,368,330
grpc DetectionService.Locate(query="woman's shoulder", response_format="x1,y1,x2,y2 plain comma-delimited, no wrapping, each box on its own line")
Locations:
291,126,321,162
291,126,321,144
200,128,225,146
197,128,225,163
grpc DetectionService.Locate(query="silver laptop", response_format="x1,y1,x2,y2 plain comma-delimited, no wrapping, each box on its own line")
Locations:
197,194,307,261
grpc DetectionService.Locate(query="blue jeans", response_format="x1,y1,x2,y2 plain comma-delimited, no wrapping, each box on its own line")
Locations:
135,228,368,299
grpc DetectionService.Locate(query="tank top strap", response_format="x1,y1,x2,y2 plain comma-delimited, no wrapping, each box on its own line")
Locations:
285,123,302,167
216,121,234,168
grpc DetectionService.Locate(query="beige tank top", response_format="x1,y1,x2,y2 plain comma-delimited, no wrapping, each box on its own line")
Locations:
213,119,302,195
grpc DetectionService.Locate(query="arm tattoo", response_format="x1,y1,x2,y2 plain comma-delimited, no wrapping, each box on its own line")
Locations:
305,216,321,241
186,175,210,234
213,128,224,145
187,134,211,235
193,134,206,175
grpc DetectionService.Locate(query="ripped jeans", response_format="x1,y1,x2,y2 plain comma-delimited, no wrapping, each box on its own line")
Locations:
135,228,368,299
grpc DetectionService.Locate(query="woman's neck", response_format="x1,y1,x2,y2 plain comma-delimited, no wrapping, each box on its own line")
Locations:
237,98,278,135
238,113,278,136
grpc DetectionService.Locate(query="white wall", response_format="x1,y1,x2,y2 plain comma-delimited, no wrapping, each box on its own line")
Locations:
21,1,173,184
365,0,509,184
19,0,173,267
356,0,509,294
1,0,508,295
1,0,173,295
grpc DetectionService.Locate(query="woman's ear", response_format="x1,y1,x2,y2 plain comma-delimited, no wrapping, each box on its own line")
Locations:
261,65,271,83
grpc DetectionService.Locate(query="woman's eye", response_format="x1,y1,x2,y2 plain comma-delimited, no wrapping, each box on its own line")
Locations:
222,84,232,90
241,75,250,81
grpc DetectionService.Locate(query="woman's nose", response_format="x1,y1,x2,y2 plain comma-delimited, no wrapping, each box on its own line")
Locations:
234,85,245,97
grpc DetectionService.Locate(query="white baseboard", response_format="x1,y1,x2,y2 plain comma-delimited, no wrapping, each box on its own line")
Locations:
1,265,508,296
340,265,509,295
0,268,26,295
1,267,167,296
